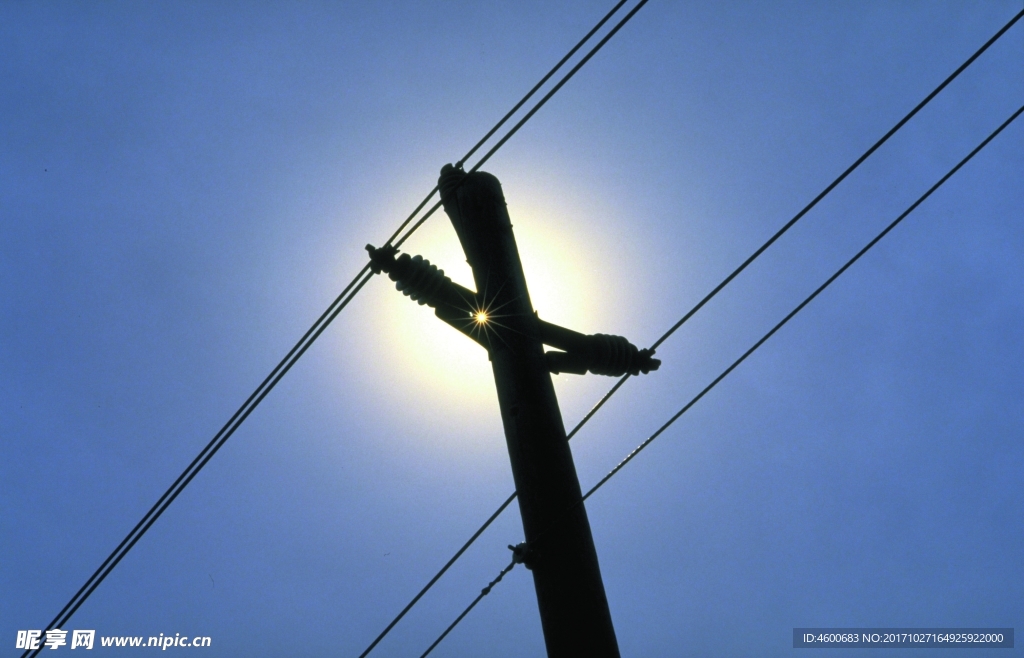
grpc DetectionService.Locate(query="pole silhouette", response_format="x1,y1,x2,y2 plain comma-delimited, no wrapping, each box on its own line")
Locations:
367,164,658,656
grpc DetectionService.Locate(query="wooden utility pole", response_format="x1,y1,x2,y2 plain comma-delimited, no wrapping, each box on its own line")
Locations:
439,165,618,656
366,164,658,657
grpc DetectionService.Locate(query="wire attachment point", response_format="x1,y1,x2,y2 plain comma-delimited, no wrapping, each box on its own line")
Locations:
509,542,536,570
365,244,399,275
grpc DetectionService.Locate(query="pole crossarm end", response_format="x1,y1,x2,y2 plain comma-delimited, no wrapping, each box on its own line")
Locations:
365,244,488,348
539,319,660,377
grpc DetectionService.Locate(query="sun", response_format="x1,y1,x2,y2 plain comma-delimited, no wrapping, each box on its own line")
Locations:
350,174,622,436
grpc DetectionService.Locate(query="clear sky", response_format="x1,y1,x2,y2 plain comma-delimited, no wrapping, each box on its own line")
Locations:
2,2,1022,656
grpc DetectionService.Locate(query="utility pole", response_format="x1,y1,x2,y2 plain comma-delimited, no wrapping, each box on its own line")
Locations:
367,165,658,657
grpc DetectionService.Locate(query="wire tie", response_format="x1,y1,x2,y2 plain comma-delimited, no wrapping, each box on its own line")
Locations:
508,542,535,570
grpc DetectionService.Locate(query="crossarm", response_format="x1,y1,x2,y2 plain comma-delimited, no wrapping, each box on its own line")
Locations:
539,319,660,377
366,244,487,348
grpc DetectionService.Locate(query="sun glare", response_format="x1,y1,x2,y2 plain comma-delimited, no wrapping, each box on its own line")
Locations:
351,174,622,440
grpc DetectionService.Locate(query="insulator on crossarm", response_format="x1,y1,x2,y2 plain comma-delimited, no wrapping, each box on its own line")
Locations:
538,318,661,378
366,244,459,309
393,254,451,306
587,334,660,377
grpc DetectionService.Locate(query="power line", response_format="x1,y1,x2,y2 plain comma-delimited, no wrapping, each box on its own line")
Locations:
21,269,376,658
352,383,621,658
456,0,631,171
366,8,1024,650
385,0,633,249
569,3,1024,434
22,2,640,653
419,557,520,658
391,0,650,251
422,102,1024,657
582,102,1024,503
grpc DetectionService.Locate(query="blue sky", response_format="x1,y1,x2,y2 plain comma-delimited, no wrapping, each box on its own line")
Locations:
2,2,1022,656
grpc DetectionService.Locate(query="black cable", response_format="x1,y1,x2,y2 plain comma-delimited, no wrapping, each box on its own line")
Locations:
647,6,1024,354
419,559,519,658
23,268,374,658
24,2,639,652
421,102,1023,657
583,103,1024,513
351,381,623,658
457,0,631,169
573,2,1024,444
349,381,612,658
354,492,517,658
385,0,632,249
469,0,649,175
367,13,1024,647
392,0,651,249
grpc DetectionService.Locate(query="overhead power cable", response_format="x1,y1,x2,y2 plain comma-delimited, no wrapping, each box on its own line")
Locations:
566,3,1024,442
580,102,1024,504
386,0,633,248
390,0,649,250
23,2,639,654
22,269,376,658
422,102,1024,658
419,556,521,658
366,8,1024,650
